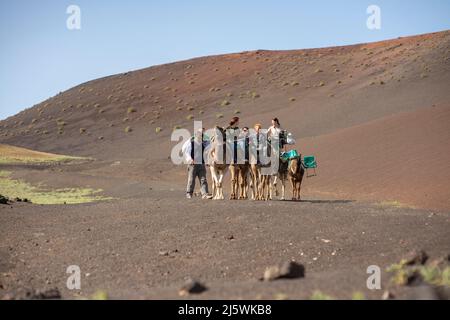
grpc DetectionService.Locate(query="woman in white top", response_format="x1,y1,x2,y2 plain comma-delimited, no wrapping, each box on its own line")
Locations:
267,118,282,140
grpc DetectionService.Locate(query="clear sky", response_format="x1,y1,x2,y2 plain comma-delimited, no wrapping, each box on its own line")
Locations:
1,0,449,120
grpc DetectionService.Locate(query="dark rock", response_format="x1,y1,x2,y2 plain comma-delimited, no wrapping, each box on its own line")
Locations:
2,288,61,300
404,250,429,266
0,195,9,205
33,288,61,299
406,270,425,286
404,284,439,300
179,278,207,296
435,286,450,300
279,261,305,279
263,261,305,281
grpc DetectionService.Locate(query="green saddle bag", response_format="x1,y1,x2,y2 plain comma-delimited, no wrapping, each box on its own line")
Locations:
302,155,317,169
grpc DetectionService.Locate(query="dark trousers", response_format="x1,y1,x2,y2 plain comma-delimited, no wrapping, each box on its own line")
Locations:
186,164,209,195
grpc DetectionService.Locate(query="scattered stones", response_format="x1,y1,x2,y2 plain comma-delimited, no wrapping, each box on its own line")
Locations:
178,278,207,296
226,234,235,240
2,287,61,300
263,261,305,281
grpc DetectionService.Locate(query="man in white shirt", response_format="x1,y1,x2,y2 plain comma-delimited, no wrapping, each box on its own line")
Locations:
182,128,212,199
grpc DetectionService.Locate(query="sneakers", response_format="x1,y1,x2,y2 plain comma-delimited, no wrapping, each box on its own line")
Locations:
187,193,212,199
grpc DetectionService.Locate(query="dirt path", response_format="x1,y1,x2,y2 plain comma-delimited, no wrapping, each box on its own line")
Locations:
1,179,449,299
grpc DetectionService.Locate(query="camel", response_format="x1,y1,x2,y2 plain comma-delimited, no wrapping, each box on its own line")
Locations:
272,158,289,200
229,133,250,200
207,127,229,200
288,157,305,201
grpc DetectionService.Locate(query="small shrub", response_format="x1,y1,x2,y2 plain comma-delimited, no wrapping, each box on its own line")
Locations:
221,100,230,106
79,128,86,134
216,113,224,119
124,126,132,133
351,292,365,300
155,127,162,133
186,115,194,120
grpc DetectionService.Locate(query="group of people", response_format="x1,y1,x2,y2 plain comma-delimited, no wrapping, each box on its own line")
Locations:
182,116,291,199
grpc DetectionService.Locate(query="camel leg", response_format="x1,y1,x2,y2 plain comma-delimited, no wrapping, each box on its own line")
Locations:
297,170,304,201
230,165,237,200
240,166,248,200
263,176,269,201
250,165,258,200
238,168,244,200
280,176,286,201
273,175,279,197
267,176,273,200
253,172,259,200
209,167,218,199
249,171,255,200
258,175,265,201
290,177,296,200
217,171,223,200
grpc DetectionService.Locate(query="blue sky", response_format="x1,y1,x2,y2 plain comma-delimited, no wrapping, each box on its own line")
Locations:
1,0,449,120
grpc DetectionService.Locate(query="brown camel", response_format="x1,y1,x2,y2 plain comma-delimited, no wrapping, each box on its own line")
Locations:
207,127,229,200
288,157,305,201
